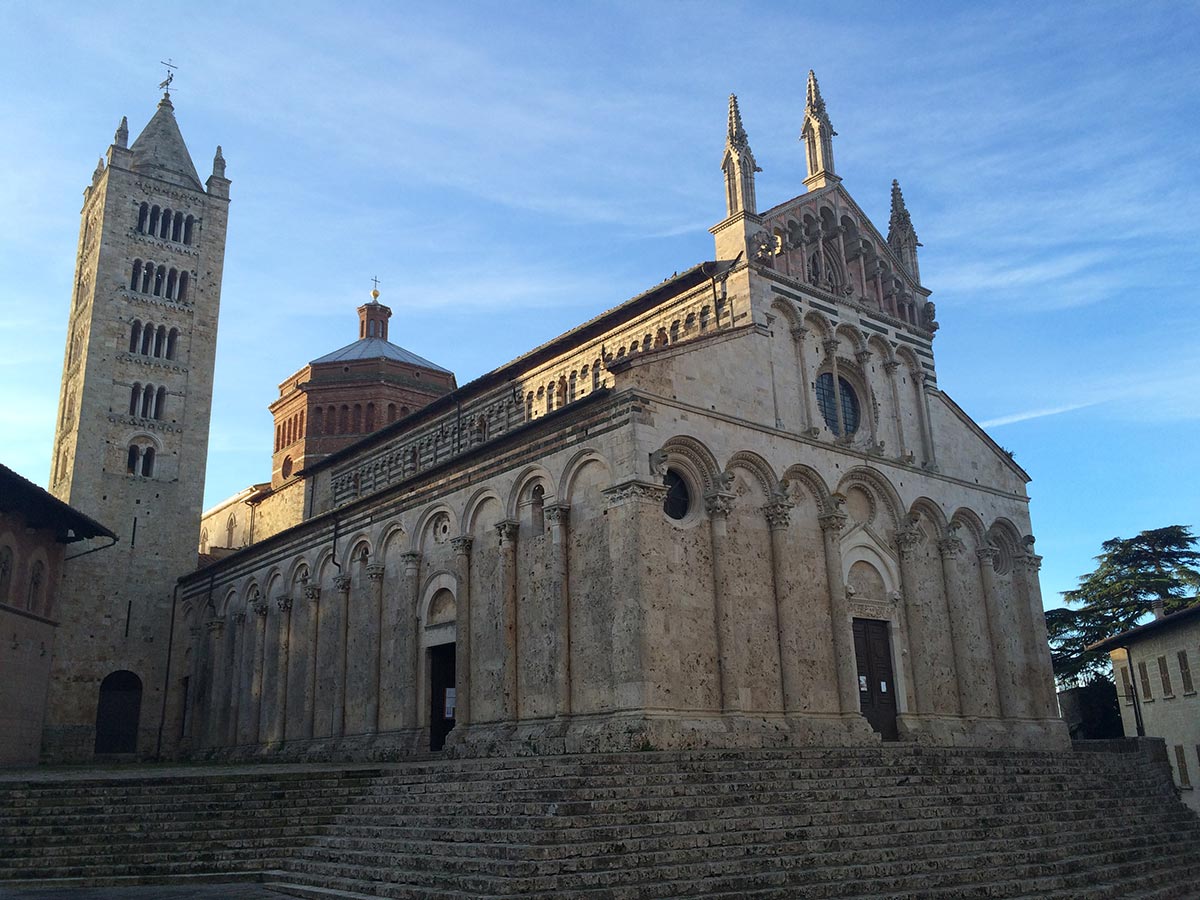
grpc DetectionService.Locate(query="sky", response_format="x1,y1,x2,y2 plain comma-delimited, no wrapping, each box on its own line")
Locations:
0,1,1197,607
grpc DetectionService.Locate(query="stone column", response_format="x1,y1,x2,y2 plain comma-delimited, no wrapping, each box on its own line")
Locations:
938,535,1001,717
365,563,385,732
883,360,909,461
451,537,473,728
914,371,938,470
790,326,820,437
545,505,572,716
229,611,246,746
855,349,882,451
273,596,292,742
763,489,794,713
1015,542,1058,718
203,618,226,748
497,521,520,721
303,584,320,739
401,552,421,729
705,478,738,712
332,573,352,736
823,338,846,437
249,600,269,745
895,523,929,715
976,547,1018,719
258,599,278,744
819,500,860,715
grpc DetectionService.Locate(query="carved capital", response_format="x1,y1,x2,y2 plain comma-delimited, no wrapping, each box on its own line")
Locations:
704,490,734,519
790,324,810,341
232,612,246,626
895,526,922,558
822,338,840,355
276,596,293,613
450,535,473,556
254,602,269,617
366,563,386,582
855,349,872,365
333,574,352,594
603,479,667,507
818,510,847,534
883,359,902,374
938,536,964,559
303,584,321,602
545,504,570,527
496,520,519,545
762,500,793,531
976,546,999,565
1016,553,1043,573
205,619,225,635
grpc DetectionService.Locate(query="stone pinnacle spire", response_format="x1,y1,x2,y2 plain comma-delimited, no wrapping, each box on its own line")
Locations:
114,116,129,149
887,179,922,282
727,94,748,147
800,70,839,191
722,93,760,217
129,93,202,190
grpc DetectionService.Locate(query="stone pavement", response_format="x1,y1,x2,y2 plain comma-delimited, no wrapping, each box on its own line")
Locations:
0,886,284,900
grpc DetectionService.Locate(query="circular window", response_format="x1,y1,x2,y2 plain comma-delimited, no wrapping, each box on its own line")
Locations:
663,468,691,520
815,372,860,436
281,456,293,479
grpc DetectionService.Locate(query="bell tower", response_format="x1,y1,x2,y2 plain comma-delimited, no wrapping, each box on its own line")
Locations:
42,89,230,761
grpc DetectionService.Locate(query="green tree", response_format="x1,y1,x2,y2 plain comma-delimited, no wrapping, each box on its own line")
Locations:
1046,525,1199,686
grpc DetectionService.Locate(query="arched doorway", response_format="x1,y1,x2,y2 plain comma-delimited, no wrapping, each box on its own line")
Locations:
94,670,143,754
424,586,457,751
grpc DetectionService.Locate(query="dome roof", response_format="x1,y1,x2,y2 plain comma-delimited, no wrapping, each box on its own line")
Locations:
310,337,451,373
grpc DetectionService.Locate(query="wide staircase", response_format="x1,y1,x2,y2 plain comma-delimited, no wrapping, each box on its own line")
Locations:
2,744,1199,899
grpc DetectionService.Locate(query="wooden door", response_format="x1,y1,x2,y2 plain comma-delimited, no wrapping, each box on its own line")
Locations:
853,618,898,741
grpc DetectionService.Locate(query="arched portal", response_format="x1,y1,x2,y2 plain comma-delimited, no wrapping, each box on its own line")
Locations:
421,582,457,752
94,670,143,754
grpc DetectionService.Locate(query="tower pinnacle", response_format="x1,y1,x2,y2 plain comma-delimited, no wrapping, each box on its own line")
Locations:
114,116,128,149
887,179,922,282
800,70,839,191
721,93,761,217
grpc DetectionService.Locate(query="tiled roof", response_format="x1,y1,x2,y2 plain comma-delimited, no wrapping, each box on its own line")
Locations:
310,337,451,373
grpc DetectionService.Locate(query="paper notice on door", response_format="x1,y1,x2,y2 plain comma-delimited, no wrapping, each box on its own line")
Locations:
444,687,456,719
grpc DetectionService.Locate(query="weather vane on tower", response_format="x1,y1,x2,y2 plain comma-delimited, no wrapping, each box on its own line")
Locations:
159,59,177,96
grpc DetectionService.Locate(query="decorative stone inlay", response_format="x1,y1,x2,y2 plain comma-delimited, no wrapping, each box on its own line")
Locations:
276,596,293,613
333,574,352,594
366,563,386,582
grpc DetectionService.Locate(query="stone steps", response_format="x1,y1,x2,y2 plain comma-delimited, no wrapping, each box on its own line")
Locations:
1,744,1197,897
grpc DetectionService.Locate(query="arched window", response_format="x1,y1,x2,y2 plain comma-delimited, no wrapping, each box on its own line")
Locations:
592,361,601,391
165,269,177,300
569,372,577,402
141,322,153,356
153,265,165,296
526,392,534,420
326,406,336,435
339,405,349,433
274,424,281,452
138,383,152,418
154,386,166,420
154,325,166,357
199,529,209,554
130,260,142,292
663,468,691,521
183,215,194,245
365,403,375,431
141,261,153,294
148,206,160,236
177,271,189,302
129,383,141,416
27,560,44,614
546,383,555,414
141,446,155,476
558,376,568,407
815,372,860,436
226,513,237,548
0,545,14,603
166,328,179,360
129,320,142,353
127,445,140,473
400,406,409,417
159,208,172,239
353,404,362,432
137,203,148,233
313,407,324,435
529,484,545,535
386,403,396,424
171,212,182,242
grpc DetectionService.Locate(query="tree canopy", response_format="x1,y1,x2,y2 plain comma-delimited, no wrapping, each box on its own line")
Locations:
1046,525,1199,686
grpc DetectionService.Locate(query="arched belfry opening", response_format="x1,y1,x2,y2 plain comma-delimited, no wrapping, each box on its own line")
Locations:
94,670,143,754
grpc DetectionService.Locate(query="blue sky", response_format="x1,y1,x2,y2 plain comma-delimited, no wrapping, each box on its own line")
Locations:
1,1,1197,606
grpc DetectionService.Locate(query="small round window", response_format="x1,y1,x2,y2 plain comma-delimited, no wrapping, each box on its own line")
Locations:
663,468,690,520
281,456,294,479
815,372,860,436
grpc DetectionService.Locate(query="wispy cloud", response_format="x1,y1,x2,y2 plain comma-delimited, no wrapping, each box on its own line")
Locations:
980,402,1098,429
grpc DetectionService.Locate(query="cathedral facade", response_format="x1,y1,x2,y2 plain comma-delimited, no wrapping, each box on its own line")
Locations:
168,75,1065,760
47,75,1065,763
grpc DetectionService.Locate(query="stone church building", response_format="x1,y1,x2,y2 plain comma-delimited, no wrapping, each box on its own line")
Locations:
44,75,1065,762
